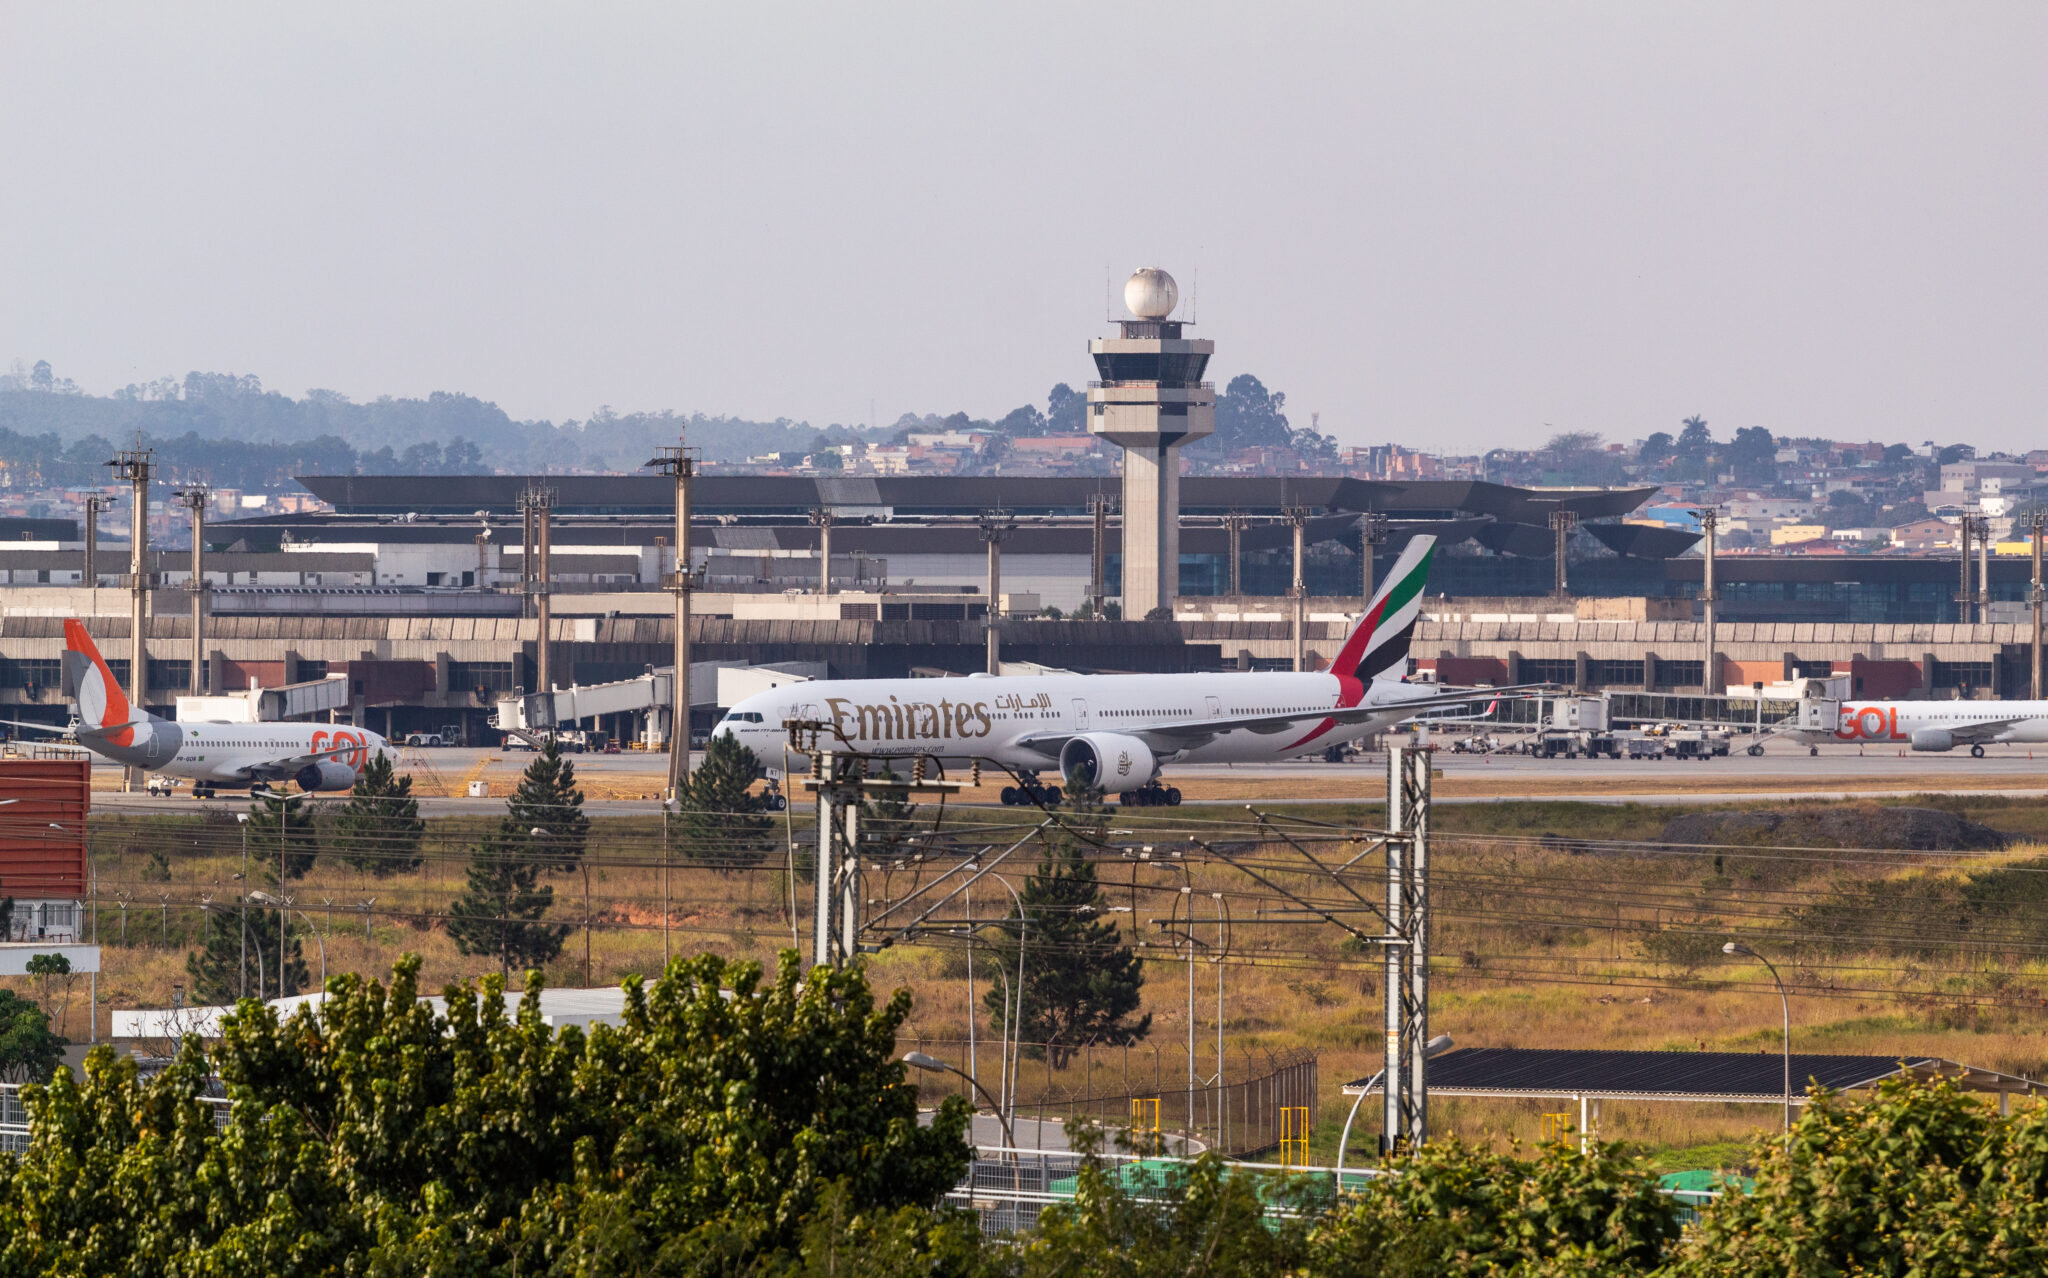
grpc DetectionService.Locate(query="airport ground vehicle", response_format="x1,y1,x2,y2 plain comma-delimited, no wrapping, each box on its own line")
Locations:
403,725,462,747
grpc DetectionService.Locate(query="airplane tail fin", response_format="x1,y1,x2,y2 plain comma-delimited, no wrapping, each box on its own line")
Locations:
64,619,145,741
1330,534,1437,683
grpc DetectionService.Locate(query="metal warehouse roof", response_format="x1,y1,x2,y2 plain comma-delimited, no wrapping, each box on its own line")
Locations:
1344,1047,2045,1104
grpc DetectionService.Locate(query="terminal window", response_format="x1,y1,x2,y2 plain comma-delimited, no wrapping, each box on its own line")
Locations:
1520,659,1578,685
1933,661,1994,691
4,658,60,689
450,662,516,695
1589,660,1644,687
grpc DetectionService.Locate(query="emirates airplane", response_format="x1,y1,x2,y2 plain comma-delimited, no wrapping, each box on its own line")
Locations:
7,620,392,798
714,534,1515,805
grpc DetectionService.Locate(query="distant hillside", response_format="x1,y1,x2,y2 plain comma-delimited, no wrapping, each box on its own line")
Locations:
0,360,1324,489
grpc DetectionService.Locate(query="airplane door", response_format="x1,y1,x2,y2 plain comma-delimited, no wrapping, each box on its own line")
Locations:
1072,698,1090,729
1205,695,1221,717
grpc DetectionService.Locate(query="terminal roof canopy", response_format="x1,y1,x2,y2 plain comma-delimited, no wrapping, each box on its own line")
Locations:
295,474,1658,524
1344,1047,2046,1103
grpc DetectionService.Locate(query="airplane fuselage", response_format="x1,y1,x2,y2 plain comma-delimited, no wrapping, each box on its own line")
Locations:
79,718,392,787
716,670,1450,771
1790,700,2048,747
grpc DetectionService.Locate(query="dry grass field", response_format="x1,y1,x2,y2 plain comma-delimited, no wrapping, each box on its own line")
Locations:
30,788,2048,1173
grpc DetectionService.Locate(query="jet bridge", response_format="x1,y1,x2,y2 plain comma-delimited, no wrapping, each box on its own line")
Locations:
493,660,820,746
175,675,351,724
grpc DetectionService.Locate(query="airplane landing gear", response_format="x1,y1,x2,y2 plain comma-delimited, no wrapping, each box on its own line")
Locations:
998,776,1063,806
1809,746,1819,757
1971,744,1987,758
1118,783,1182,807
1746,744,1764,757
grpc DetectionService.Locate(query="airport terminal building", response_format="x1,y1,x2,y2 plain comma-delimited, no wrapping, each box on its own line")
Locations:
0,474,2035,742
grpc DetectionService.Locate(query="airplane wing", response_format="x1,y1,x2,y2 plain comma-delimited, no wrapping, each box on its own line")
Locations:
1951,717,2032,745
1013,685,1551,758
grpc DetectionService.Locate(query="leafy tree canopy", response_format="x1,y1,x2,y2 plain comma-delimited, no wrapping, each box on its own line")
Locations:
0,952,972,1273
0,987,64,1082
505,738,590,873
332,751,425,878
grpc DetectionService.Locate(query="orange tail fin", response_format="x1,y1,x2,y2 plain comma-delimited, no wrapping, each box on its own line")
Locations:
64,618,138,737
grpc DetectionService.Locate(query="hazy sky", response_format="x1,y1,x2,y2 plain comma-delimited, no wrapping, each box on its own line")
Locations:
5,4,2044,454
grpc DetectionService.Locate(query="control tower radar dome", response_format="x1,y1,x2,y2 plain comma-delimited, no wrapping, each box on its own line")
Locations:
1123,268,1179,320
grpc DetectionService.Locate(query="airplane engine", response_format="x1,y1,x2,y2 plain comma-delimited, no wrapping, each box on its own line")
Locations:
1910,728,1956,753
1059,733,1158,792
295,760,360,791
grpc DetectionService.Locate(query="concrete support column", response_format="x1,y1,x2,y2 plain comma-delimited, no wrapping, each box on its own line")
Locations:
1506,650,1523,685
1573,651,1591,693
1642,651,1659,691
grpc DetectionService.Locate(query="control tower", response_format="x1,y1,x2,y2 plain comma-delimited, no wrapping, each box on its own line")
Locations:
1087,268,1214,617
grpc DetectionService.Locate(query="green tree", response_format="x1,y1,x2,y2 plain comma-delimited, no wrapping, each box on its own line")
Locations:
0,987,65,1081
1668,1076,2048,1276
505,738,590,872
1676,414,1713,459
246,789,317,880
445,829,568,975
23,952,76,1039
1638,430,1675,464
1307,1135,1679,1276
1728,425,1779,485
0,951,974,1273
860,762,922,863
1020,1146,1311,1277
184,900,309,1002
681,733,773,867
330,751,425,877
984,836,1150,1067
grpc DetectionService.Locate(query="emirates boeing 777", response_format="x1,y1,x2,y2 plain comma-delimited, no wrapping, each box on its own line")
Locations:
6,620,394,799
714,535,1513,805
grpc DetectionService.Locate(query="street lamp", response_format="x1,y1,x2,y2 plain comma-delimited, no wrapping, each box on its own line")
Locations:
251,890,325,992
903,1051,1017,1150
1725,940,1793,1135
237,812,250,999
534,825,594,987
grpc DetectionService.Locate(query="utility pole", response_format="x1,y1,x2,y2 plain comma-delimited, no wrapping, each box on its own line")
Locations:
2031,509,2045,699
1222,511,1246,598
83,493,108,591
1693,509,1720,694
978,508,1016,675
107,446,154,792
1976,513,1991,627
1957,514,1975,625
1548,509,1578,600
1383,743,1431,1154
174,488,208,693
1360,512,1389,604
522,485,556,711
519,488,536,616
812,507,836,595
1286,508,1311,672
646,440,698,799
1088,492,1111,615
791,723,967,970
